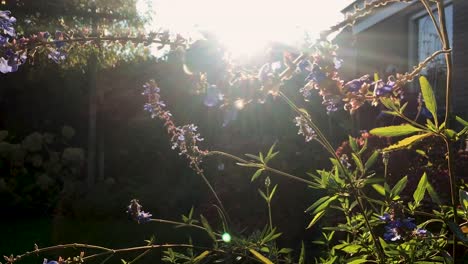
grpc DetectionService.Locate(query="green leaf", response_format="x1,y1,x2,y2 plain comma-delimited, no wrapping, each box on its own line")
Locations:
251,168,264,182
260,247,270,253
447,222,468,244
372,184,385,196
400,102,408,113
258,189,268,201
348,259,368,264
460,190,468,213
306,210,325,229
413,173,428,206
311,195,338,215
444,129,458,140
364,151,379,171
278,248,293,254
419,76,438,124
305,196,331,213
249,249,274,264
299,241,305,264
349,136,358,153
200,215,217,242
381,110,400,117
245,154,261,162
335,243,362,254
390,176,408,198
370,124,423,137
455,115,468,126
374,72,380,82
384,133,432,151
426,182,441,205
193,251,211,263
351,153,364,173
269,185,278,199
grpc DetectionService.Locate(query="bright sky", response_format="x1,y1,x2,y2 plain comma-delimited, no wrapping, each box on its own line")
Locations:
137,0,351,56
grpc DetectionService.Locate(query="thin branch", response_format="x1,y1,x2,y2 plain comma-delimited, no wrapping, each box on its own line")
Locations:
149,218,221,236
206,151,315,185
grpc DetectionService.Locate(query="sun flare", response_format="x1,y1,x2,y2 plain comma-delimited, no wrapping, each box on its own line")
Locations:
137,0,346,57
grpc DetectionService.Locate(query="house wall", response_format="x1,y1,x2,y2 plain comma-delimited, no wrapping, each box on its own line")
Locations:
337,1,467,119
453,0,468,118
354,12,410,77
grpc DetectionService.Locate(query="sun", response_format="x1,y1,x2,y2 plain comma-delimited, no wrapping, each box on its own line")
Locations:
137,0,345,57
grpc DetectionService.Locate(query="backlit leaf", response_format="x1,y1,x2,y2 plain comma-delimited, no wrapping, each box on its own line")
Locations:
384,133,432,151
419,76,437,123
249,249,274,264
370,124,423,137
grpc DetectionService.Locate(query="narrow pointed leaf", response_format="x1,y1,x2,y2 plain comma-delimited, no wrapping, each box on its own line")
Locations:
349,136,358,152
258,189,268,201
351,153,364,173
372,184,385,196
311,195,338,215
364,151,379,170
251,168,264,182
306,210,325,229
299,241,305,264
455,115,468,126
269,185,278,199
249,249,274,264
370,124,423,137
384,133,432,151
413,173,428,206
460,190,468,213
426,182,441,205
419,76,437,123
305,196,330,213
200,215,217,242
391,176,408,198
193,251,211,263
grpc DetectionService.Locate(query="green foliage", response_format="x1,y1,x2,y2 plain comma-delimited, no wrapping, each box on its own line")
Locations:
419,76,438,125
370,124,424,137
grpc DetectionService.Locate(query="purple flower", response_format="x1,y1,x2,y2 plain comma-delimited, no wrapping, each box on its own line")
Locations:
48,49,67,63
0,50,26,74
0,34,7,46
142,82,160,95
379,213,391,221
384,226,402,241
305,65,326,83
43,259,59,264
344,76,370,93
298,59,311,72
294,116,316,142
0,10,16,37
126,199,152,224
333,57,343,69
380,212,426,242
54,31,65,48
322,95,341,114
374,80,395,96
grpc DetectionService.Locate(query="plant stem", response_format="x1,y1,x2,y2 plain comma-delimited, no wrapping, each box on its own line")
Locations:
206,151,315,185
435,0,457,258
149,218,221,236
266,185,273,231
194,164,230,224
436,1,453,126
278,93,386,263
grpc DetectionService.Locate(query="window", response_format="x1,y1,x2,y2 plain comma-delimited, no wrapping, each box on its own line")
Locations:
414,4,453,99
